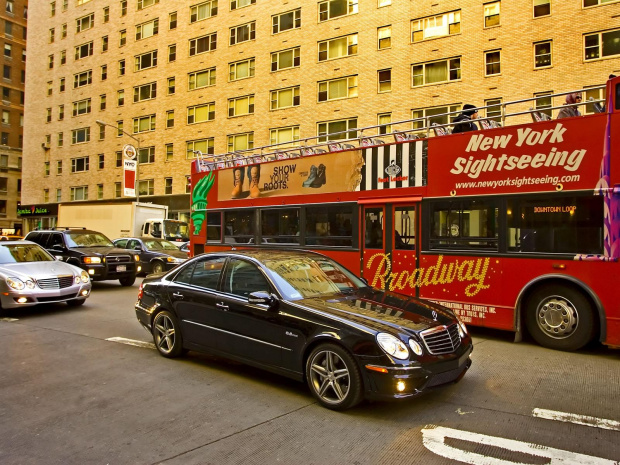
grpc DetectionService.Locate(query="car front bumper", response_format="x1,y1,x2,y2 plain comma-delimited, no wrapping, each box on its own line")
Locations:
0,284,92,308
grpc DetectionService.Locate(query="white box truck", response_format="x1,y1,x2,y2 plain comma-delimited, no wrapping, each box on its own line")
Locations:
57,202,189,242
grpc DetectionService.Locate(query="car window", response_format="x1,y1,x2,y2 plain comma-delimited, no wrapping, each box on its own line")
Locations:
222,259,270,298
25,232,39,243
38,232,51,247
190,257,226,289
0,243,54,263
128,240,141,250
115,239,128,248
174,262,196,285
49,234,64,248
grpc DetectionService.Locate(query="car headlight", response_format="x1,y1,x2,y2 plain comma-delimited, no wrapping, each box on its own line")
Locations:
134,254,140,262
166,256,183,263
84,256,101,264
80,271,90,283
409,338,424,356
7,277,25,290
376,333,409,360
74,275,81,284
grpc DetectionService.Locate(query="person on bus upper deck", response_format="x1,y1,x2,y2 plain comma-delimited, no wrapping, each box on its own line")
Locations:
557,93,582,119
452,104,479,134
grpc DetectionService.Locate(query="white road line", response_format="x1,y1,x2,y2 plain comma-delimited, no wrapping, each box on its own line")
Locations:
0,318,18,322
106,337,155,350
422,425,618,465
533,408,620,432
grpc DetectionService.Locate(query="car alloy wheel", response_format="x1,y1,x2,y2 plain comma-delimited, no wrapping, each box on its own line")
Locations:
152,310,184,358
306,343,363,410
152,262,164,274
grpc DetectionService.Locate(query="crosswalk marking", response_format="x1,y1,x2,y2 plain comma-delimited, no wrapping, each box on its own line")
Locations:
533,408,620,432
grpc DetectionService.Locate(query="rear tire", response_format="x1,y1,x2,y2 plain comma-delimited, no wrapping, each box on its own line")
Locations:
305,343,364,410
119,275,136,286
152,310,185,358
525,285,596,351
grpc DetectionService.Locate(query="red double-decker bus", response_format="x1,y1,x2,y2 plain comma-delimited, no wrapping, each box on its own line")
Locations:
189,77,620,351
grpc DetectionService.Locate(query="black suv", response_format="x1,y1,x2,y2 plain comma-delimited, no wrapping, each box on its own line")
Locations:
24,228,139,286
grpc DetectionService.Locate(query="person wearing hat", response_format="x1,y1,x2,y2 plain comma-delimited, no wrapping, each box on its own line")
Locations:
452,104,479,133
557,93,582,119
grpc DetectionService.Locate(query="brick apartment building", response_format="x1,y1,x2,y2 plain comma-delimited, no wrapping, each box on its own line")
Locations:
20,0,620,232
0,0,26,236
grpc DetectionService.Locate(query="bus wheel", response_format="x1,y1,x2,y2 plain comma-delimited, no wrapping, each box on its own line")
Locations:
525,285,596,351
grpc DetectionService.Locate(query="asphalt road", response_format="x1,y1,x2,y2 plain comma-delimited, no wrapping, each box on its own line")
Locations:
1,279,619,465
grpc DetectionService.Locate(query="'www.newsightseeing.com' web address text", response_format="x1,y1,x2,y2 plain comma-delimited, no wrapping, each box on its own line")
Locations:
455,174,580,190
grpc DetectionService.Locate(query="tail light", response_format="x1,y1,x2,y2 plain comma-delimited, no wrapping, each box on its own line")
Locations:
137,283,144,300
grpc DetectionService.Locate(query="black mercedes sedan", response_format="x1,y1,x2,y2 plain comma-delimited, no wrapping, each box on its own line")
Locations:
135,250,472,410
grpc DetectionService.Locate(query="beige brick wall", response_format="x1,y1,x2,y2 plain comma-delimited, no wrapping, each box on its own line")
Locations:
22,0,620,206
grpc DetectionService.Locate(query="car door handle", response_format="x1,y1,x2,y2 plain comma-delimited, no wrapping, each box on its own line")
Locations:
216,302,229,311
172,292,184,299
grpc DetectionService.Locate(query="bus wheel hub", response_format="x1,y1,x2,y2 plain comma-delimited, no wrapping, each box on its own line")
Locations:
537,297,577,339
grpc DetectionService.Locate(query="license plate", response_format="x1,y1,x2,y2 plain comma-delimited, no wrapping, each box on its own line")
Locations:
117,265,126,272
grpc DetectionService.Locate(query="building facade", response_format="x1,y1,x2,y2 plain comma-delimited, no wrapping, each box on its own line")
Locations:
1,0,26,236
21,0,620,233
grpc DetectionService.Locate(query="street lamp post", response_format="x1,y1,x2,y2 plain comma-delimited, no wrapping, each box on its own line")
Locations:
95,120,142,202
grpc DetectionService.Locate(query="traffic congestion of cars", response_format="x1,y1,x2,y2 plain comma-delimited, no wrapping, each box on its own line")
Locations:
3,229,472,410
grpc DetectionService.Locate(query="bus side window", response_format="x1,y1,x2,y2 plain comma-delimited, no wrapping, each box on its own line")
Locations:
616,83,620,110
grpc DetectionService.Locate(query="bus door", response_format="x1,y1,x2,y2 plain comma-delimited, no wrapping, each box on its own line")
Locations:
361,202,419,294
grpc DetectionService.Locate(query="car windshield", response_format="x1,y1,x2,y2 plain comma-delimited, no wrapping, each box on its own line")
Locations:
0,244,54,263
144,240,179,251
66,232,113,247
262,256,368,300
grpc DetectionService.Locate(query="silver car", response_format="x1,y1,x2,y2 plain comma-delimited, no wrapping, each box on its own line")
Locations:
0,241,92,309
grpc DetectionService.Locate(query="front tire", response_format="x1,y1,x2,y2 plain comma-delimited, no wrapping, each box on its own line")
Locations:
151,261,164,274
305,343,363,410
119,275,136,286
152,310,185,358
525,285,596,351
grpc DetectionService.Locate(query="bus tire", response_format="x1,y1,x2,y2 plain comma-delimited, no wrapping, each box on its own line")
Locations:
525,285,596,351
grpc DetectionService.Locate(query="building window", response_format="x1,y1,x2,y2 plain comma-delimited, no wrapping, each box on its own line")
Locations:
117,89,125,106
76,0,93,4
138,146,155,164
114,182,121,198
71,127,91,144
484,2,500,28
61,23,67,39
6,109,13,124
584,29,620,61
484,98,503,123
186,138,214,158
1,132,7,145
60,78,65,92
169,12,177,29
191,1,218,23
185,176,191,194
227,132,254,152
101,64,107,80
411,11,461,42
72,98,91,116
48,55,53,69
49,28,55,43
166,110,174,128
97,184,103,199
136,18,159,41
115,151,122,167
47,81,53,96
70,186,88,201
378,26,391,50
228,95,255,117
104,6,110,22
98,153,104,169
188,103,215,124
133,115,156,133
379,0,391,6
272,47,300,71
0,177,6,194
583,0,619,6
272,8,301,34
485,50,501,76
189,33,217,56
378,69,391,92
134,82,157,102
166,143,174,161
533,0,550,17
317,118,358,142
270,86,300,110
56,188,62,202
411,104,460,129
119,59,125,76
76,13,94,33
584,86,606,114
6,0,14,14
73,70,92,88
120,0,127,16
117,121,124,137
100,94,106,111
231,0,256,10
378,112,392,134
412,58,461,86
44,190,49,203
102,36,108,52
269,126,300,146
138,0,159,10
318,34,357,61
319,0,358,22
71,156,90,173
165,177,173,195
58,132,64,147
188,68,216,90
230,22,255,45
74,41,94,60
137,179,154,197
99,124,105,140
44,162,50,176
534,40,552,68
135,50,158,71
58,105,64,120
534,91,553,118
3,65,10,80
119,29,126,47
168,44,176,62
168,77,175,95
229,58,254,81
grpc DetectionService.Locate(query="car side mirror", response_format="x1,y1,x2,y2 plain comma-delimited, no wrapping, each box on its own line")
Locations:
248,291,277,309
50,245,64,252
134,245,142,250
